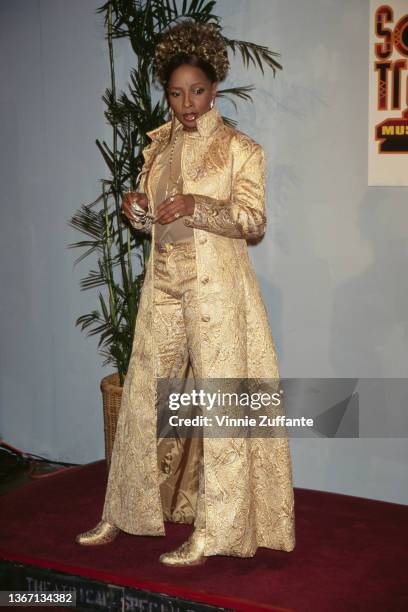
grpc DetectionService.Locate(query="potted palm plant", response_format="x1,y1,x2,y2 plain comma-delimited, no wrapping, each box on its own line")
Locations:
68,0,282,467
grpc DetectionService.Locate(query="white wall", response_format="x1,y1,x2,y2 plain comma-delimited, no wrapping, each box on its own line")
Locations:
0,0,407,504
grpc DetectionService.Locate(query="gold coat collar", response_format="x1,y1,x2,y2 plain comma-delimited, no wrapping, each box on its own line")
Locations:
146,106,223,143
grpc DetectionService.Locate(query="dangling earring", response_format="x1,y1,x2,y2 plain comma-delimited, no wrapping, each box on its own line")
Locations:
210,98,214,109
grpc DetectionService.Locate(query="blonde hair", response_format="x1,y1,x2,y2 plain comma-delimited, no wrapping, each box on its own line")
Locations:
153,20,229,85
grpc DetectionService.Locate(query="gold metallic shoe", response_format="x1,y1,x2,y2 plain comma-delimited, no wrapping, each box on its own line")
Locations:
159,527,207,566
75,520,120,546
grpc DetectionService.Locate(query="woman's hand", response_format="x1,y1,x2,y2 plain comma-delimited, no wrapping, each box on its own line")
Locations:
155,194,195,225
121,191,148,223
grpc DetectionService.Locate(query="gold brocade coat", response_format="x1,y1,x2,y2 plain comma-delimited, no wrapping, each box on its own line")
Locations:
102,107,296,557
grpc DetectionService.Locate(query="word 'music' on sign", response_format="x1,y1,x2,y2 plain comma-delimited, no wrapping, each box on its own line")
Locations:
369,1,408,185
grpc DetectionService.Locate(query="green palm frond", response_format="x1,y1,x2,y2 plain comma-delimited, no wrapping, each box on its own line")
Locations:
75,310,103,334
225,38,283,75
217,85,254,112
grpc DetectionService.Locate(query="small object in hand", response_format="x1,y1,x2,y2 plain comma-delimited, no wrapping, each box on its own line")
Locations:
131,201,145,216
170,196,175,203
130,199,155,221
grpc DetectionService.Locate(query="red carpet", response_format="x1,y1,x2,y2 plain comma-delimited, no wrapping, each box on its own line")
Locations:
0,459,407,611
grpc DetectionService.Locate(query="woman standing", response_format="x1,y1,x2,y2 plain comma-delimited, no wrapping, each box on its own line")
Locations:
76,20,295,566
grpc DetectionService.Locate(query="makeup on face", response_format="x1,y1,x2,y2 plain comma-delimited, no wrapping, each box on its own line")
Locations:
167,65,217,131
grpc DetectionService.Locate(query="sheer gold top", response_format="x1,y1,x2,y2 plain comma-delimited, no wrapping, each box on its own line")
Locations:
153,128,194,244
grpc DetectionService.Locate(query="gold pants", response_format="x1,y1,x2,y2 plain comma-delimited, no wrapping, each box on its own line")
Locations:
153,236,205,530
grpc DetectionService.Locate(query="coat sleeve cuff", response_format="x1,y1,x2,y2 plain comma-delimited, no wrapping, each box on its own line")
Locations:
183,194,266,239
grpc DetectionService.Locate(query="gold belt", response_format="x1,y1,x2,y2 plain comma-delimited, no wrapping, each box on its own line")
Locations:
154,237,195,253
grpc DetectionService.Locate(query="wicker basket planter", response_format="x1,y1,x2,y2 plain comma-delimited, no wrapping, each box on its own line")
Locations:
100,373,123,470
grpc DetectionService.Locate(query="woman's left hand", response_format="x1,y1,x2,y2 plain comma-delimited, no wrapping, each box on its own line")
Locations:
155,194,195,224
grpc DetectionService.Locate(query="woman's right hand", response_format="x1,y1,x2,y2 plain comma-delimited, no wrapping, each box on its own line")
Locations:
121,191,149,222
